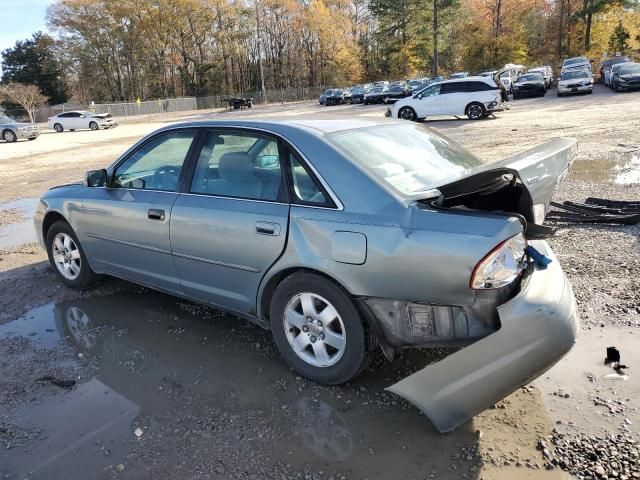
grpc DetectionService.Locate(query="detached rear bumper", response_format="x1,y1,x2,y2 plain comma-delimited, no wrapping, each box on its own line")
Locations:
387,240,578,432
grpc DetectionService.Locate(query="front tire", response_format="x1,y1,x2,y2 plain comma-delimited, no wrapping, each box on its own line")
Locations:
270,272,369,385
398,106,417,121
89,121,99,130
466,102,485,120
46,220,98,288
2,129,17,143
53,123,63,133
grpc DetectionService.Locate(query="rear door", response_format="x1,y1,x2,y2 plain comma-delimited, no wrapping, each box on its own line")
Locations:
170,129,290,314
439,82,466,115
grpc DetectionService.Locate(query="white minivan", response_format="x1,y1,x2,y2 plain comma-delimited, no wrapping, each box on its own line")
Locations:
387,77,504,121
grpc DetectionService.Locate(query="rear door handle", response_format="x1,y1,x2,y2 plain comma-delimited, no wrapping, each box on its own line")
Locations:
255,221,280,236
148,209,165,221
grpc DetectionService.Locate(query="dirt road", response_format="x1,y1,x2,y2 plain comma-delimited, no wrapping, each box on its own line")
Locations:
1,85,639,479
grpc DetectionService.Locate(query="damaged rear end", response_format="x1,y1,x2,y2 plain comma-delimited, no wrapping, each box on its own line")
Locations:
380,138,579,432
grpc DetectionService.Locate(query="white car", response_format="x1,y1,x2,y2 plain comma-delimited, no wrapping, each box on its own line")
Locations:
528,66,554,88
561,57,591,75
557,70,593,96
48,111,118,133
386,77,504,121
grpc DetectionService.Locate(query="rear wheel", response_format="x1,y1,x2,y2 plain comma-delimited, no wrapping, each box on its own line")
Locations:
2,129,17,143
89,121,98,130
46,220,98,288
54,123,63,132
466,102,485,120
398,106,417,121
270,272,370,385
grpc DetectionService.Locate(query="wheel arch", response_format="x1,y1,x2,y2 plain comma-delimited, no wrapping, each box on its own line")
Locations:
42,210,69,241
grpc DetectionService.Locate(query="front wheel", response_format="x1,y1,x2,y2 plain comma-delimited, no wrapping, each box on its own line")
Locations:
398,106,417,121
2,129,17,143
89,121,99,130
270,272,370,385
46,220,98,288
54,123,63,132
466,102,485,120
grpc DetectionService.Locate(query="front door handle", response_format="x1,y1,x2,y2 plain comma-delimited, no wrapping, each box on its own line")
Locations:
148,209,165,221
255,221,280,236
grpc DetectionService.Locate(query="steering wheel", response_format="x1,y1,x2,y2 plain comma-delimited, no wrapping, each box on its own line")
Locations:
152,165,181,190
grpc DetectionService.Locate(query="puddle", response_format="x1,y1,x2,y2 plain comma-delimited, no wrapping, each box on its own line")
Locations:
0,290,483,479
0,197,38,248
571,153,640,184
537,327,640,431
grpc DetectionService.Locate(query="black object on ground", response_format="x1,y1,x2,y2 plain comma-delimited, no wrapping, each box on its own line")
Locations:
548,197,640,225
36,375,76,389
605,346,621,364
224,97,253,110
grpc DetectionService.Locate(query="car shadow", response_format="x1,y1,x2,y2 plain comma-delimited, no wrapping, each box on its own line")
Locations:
0,286,485,479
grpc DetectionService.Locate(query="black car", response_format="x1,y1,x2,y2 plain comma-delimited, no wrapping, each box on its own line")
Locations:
350,86,369,104
363,86,387,104
512,73,546,98
324,89,351,106
319,89,334,105
614,63,640,92
382,84,411,103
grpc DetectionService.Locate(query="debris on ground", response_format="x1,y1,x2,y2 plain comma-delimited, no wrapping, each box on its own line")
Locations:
548,198,640,225
35,375,76,389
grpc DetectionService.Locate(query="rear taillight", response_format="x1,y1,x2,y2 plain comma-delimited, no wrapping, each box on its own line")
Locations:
470,233,527,289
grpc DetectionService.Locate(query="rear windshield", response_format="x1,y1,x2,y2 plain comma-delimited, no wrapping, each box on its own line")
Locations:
327,124,482,197
565,57,587,66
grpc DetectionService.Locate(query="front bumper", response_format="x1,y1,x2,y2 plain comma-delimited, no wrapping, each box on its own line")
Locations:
558,84,592,94
485,100,506,112
16,129,40,140
386,240,578,432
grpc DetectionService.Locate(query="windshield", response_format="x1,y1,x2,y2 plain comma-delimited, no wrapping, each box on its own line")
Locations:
561,71,588,80
0,115,14,125
327,124,482,197
620,64,640,74
517,74,541,82
565,57,587,66
322,89,333,95
369,87,383,93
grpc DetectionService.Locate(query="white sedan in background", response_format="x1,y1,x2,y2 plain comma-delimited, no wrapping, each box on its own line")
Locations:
48,111,118,133
557,70,594,96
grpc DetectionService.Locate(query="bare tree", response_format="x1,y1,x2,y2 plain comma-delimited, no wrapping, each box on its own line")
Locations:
0,83,48,122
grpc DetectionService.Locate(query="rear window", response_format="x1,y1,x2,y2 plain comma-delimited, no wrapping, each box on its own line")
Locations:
327,124,482,197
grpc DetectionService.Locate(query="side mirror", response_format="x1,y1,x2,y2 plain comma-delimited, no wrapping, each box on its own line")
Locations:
85,169,107,187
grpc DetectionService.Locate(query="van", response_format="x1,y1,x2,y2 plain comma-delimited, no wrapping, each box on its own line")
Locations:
387,77,505,121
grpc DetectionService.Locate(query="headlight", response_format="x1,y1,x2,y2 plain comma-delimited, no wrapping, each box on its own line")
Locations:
618,77,627,83
470,233,527,289
17,126,28,131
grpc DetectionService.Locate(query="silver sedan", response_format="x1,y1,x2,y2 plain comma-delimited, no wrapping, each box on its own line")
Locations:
0,115,40,143
34,119,578,432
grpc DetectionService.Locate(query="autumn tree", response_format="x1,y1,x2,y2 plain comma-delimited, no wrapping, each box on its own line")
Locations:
0,83,48,122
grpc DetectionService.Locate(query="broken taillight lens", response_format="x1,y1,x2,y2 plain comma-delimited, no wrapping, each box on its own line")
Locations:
470,233,527,289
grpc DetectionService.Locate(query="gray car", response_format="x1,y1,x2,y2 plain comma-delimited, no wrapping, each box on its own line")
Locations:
34,119,578,432
0,115,40,143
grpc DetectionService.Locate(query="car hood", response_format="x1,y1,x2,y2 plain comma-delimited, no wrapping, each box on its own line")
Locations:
620,73,640,79
90,113,111,119
5,121,36,128
515,81,542,86
434,137,577,225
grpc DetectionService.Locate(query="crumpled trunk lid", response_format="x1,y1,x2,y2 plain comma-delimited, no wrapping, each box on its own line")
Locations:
436,138,577,224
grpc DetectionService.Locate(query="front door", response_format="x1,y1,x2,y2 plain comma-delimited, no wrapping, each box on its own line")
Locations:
414,84,442,117
170,129,290,314
76,129,198,292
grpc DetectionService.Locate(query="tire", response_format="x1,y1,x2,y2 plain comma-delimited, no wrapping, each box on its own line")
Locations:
557,92,562,97
46,220,98,289
89,121,98,131
28,137,37,141
2,129,17,143
398,106,417,121
54,123,63,133
466,102,485,120
270,272,370,385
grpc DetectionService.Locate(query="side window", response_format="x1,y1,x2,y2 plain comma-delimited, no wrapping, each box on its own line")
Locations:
288,152,329,206
470,81,492,91
420,85,441,97
112,130,196,191
190,131,283,201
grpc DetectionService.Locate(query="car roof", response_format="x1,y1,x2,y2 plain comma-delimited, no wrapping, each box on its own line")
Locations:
154,118,403,136
433,76,493,85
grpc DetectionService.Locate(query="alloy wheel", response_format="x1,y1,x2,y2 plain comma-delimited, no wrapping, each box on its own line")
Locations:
468,104,483,119
52,233,82,280
3,130,17,142
283,292,346,368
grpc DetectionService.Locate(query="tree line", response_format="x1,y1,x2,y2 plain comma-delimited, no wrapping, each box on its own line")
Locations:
1,0,640,107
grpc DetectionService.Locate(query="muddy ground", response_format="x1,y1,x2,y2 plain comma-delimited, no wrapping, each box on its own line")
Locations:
0,85,639,479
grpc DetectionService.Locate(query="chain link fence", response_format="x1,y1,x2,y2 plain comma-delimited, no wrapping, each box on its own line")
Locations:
2,86,328,124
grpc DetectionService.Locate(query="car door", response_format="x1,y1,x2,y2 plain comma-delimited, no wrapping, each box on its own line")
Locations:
439,82,465,115
414,84,442,117
169,129,290,315
75,128,199,292
66,112,82,129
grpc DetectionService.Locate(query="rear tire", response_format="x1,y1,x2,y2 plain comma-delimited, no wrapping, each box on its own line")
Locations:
466,102,485,120
46,220,98,289
54,123,63,132
270,272,370,385
2,129,17,143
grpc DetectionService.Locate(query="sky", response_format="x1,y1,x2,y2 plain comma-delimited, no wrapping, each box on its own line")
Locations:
0,0,53,54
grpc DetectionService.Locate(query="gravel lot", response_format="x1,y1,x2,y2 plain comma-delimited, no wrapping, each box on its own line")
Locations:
0,85,638,479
